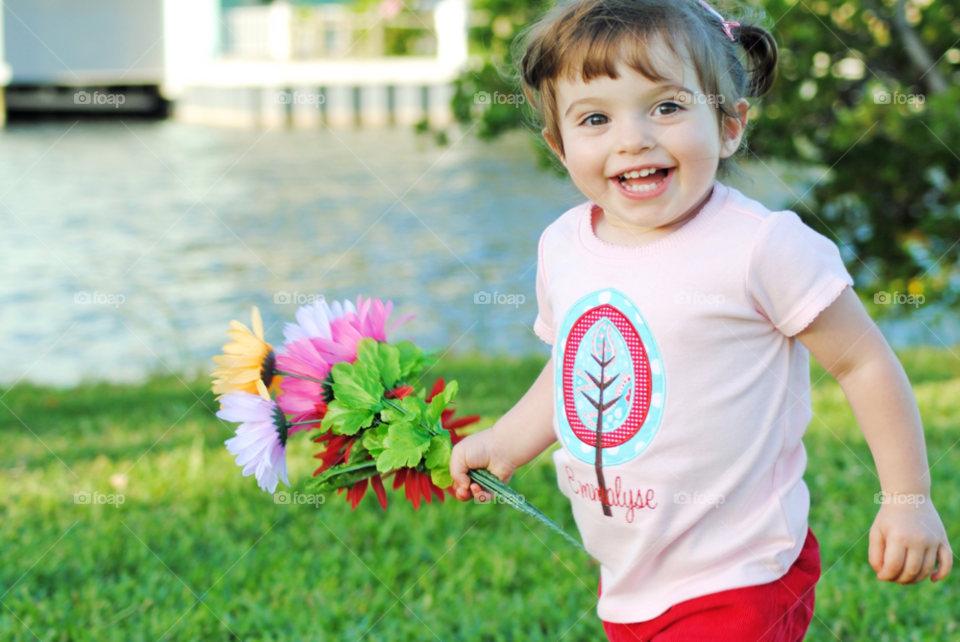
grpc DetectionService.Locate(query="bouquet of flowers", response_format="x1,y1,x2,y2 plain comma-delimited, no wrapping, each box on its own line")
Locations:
211,296,584,549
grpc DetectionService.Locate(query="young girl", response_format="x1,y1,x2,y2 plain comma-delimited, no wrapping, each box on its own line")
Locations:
449,0,953,639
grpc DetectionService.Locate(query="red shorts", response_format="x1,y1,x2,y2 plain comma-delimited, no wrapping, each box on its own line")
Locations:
600,527,821,642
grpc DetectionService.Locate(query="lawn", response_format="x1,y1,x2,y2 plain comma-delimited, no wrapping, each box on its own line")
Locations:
1,349,959,641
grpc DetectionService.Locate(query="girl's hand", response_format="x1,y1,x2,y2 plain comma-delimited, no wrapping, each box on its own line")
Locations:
450,426,519,503
869,498,953,584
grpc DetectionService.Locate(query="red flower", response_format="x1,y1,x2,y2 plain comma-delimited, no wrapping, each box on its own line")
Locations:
313,431,388,510
390,467,448,510
312,432,354,476
386,384,414,399
339,474,388,510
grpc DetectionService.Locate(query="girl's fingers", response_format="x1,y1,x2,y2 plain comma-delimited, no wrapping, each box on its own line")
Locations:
916,546,938,584
896,546,924,584
449,447,471,490
931,542,954,582
471,483,491,503
868,526,885,573
878,539,906,581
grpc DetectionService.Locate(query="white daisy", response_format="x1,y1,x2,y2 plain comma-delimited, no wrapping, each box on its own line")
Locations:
219,385,290,493
282,297,356,344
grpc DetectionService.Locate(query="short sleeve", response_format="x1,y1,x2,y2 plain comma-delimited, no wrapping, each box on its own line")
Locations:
746,211,855,337
533,230,556,345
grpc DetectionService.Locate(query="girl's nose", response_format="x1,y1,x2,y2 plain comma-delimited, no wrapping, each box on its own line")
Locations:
614,116,657,156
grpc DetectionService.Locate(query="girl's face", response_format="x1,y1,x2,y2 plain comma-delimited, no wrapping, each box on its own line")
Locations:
544,38,749,245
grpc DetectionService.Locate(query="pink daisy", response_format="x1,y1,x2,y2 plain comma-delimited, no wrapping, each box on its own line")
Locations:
276,336,331,430
312,296,413,364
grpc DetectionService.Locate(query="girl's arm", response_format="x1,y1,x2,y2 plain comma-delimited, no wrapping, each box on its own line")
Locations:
450,356,557,502
795,286,953,584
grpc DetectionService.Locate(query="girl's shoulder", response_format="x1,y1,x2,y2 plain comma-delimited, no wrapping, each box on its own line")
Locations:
534,200,592,257
715,181,781,224
543,199,593,234
718,182,843,253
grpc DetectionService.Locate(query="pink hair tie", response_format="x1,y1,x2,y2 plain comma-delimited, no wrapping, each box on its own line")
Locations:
697,0,740,42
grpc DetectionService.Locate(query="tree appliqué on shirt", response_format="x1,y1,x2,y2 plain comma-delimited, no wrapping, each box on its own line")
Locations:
555,290,666,517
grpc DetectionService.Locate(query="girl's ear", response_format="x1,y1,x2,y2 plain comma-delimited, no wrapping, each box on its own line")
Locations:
542,127,566,166
719,99,750,159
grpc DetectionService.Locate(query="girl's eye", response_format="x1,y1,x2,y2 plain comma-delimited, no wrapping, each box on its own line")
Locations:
656,101,683,116
582,113,610,127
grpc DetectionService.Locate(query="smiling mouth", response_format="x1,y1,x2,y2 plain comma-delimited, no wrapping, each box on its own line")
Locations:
615,167,672,193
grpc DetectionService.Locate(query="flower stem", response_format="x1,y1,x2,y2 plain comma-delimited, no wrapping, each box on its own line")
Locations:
274,370,326,384
466,468,587,553
381,398,443,437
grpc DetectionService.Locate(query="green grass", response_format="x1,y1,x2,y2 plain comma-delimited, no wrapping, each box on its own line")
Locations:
1,350,959,641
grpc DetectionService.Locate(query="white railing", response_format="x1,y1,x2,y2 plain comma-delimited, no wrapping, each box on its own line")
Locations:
223,1,463,62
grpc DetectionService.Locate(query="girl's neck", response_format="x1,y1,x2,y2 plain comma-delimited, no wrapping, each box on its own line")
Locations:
594,185,715,247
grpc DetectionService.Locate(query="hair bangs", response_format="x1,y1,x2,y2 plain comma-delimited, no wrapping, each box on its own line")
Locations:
556,23,681,88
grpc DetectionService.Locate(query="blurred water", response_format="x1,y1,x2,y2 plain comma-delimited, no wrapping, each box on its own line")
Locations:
0,121,955,387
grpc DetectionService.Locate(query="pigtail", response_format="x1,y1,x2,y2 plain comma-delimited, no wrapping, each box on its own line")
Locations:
735,23,779,98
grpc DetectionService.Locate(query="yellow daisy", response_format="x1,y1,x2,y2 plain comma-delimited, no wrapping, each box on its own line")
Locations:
211,306,282,401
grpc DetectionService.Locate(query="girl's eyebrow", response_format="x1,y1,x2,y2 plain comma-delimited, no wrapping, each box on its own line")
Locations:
563,83,696,118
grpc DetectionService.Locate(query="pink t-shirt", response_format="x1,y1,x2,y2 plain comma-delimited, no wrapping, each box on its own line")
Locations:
534,180,853,623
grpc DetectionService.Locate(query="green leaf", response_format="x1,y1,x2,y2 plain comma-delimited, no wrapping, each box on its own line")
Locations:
330,361,384,411
357,338,401,389
320,401,375,435
350,437,370,463
395,340,425,379
361,423,390,458
430,466,453,489
424,433,452,472
376,420,432,472
379,402,406,423
426,380,458,426
382,395,428,424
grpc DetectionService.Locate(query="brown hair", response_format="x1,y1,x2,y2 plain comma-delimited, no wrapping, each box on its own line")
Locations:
517,0,778,179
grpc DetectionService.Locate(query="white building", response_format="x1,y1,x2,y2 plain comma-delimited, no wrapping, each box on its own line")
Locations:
1,0,469,127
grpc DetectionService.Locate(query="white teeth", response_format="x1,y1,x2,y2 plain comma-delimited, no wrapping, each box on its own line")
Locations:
619,167,662,180
616,167,669,192
623,181,660,192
